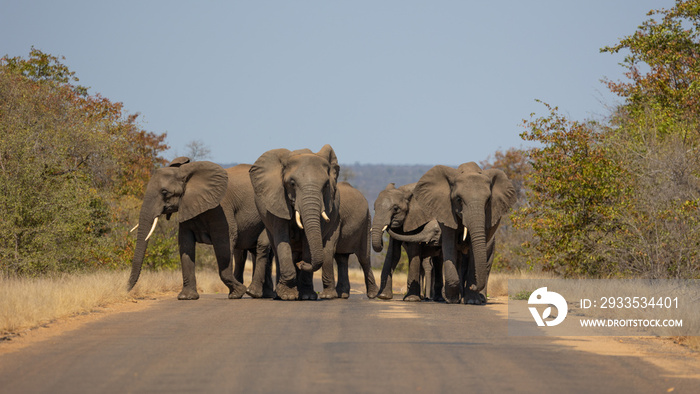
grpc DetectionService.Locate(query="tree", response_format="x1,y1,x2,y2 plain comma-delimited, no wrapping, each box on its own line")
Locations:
513,102,630,276
601,0,700,135
184,139,212,162
0,49,169,275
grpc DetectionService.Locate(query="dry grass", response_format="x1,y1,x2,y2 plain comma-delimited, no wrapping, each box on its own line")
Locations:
0,269,233,335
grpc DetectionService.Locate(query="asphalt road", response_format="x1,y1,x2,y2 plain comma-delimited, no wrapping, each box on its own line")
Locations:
0,293,697,393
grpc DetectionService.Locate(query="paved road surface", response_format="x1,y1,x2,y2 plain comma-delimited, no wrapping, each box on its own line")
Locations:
1,293,697,393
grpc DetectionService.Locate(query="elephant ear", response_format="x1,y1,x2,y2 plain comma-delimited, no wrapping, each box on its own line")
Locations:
414,165,459,229
169,156,191,167
249,149,292,220
178,161,228,222
317,144,340,184
402,184,432,232
484,168,517,222
316,144,340,214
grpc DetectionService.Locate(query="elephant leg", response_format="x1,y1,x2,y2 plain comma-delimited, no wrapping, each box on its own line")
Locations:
246,250,264,298
431,254,445,302
422,256,433,301
233,249,247,284
262,248,275,298
357,249,378,299
319,240,338,300
441,229,461,304
403,244,422,302
258,232,276,298
248,237,275,298
335,254,350,299
212,236,247,299
298,269,318,301
272,234,299,301
377,239,402,300
177,227,199,300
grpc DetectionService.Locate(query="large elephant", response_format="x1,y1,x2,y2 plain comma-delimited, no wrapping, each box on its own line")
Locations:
370,183,443,302
127,159,272,300
249,145,342,300
413,162,516,304
329,182,379,299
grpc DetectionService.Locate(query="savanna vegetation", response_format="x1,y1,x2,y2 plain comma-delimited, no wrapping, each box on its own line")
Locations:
485,0,700,280
1,1,699,333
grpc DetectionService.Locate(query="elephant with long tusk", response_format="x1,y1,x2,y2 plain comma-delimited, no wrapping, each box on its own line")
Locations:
249,145,343,301
128,158,274,300
413,162,516,304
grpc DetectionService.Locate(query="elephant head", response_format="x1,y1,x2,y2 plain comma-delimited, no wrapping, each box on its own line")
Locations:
371,183,431,252
249,144,340,272
127,159,228,290
386,219,441,246
414,162,516,294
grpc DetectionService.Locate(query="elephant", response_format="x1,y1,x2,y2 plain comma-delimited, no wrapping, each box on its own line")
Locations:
328,181,379,299
413,162,516,304
127,158,273,300
371,183,444,302
249,144,343,301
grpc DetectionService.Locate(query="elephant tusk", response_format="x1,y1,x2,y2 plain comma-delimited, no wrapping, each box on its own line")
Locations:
145,217,159,241
130,224,139,233
295,211,304,230
382,225,388,232
321,210,330,223
463,226,468,241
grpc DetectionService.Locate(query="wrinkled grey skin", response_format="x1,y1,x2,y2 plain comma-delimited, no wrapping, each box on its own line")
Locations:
329,182,379,299
250,145,341,301
128,159,273,300
413,162,516,304
371,183,443,302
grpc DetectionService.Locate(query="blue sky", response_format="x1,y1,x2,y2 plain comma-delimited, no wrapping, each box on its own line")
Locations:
1,1,673,165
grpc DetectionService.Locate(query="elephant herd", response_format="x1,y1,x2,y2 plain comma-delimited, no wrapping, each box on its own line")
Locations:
127,145,516,305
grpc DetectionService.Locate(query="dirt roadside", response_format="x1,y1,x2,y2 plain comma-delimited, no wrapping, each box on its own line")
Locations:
486,296,700,381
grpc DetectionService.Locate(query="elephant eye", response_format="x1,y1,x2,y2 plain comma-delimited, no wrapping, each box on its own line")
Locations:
392,205,400,213
289,179,296,188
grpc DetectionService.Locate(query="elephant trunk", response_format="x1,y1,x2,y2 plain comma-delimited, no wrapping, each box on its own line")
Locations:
296,186,326,272
386,226,430,243
371,213,391,252
127,190,161,291
464,208,488,292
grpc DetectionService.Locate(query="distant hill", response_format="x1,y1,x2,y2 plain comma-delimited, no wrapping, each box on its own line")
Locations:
339,163,435,212
218,162,438,214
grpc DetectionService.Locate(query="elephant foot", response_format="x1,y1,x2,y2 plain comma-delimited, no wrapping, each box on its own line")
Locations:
336,286,350,299
463,291,486,305
228,284,247,299
275,283,299,301
262,289,277,299
177,288,200,300
319,287,338,299
432,294,446,303
377,289,393,300
300,290,318,301
246,283,264,298
403,294,422,302
443,286,461,304
366,284,379,299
